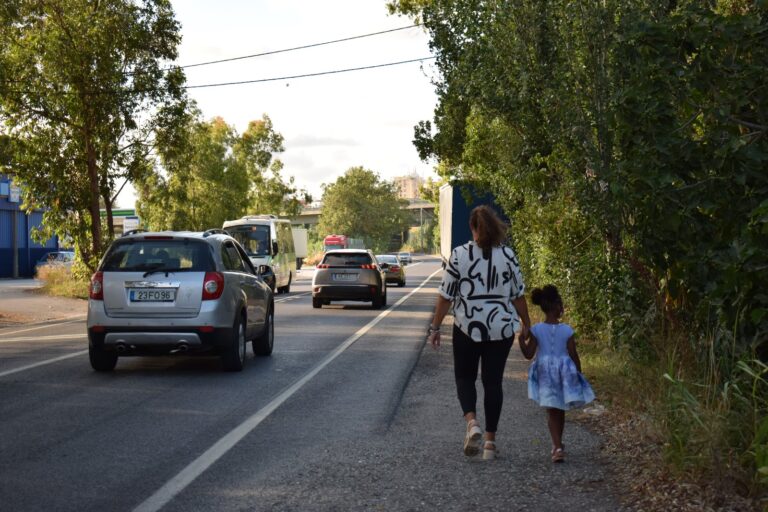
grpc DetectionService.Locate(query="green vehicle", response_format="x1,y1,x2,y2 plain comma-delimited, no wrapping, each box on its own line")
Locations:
223,215,297,293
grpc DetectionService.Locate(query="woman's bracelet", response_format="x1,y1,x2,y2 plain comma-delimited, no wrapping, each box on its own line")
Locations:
427,325,440,335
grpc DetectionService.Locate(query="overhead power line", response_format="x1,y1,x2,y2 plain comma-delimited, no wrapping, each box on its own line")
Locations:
183,56,436,90
0,56,436,95
0,23,425,84
174,23,424,71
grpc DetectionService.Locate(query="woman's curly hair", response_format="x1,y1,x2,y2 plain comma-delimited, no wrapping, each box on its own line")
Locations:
469,205,507,252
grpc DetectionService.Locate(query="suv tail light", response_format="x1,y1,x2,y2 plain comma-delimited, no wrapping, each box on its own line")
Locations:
202,272,224,300
89,271,104,300
360,264,377,269
390,265,401,272
317,264,329,269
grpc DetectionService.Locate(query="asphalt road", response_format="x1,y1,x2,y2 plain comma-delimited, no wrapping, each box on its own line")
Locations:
0,257,447,512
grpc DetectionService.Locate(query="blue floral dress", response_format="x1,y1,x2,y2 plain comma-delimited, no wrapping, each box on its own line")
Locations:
528,322,595,410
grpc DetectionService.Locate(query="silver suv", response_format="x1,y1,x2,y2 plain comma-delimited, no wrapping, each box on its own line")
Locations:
87,230,274,372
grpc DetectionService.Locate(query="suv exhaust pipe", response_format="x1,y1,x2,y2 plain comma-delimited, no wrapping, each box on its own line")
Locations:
170,343,189,354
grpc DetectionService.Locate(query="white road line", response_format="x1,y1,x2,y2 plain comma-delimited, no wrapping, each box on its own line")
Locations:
0,316,86,337
133,267,443,512
0,350,88,378
0,333,87,344
274,292,310,303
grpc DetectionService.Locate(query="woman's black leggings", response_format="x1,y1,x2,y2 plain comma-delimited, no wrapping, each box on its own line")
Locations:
452,324,514,433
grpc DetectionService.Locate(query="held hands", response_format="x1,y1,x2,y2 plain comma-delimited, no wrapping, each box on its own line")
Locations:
519,324,530,343
427,326,441,349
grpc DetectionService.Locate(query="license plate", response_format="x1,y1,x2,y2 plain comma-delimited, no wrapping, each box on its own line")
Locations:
129,289,176,302
332,273,357,281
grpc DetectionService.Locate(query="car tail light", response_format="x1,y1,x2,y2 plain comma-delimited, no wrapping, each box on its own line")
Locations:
202,272,224,300
361,264,377,269
317,264,329,269
89,271,104,300
199,326,214,333
391,265,400,272
143,235,173,240
369,285,377,294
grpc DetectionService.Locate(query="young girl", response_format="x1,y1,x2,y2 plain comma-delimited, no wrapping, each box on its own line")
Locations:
519,285,595,463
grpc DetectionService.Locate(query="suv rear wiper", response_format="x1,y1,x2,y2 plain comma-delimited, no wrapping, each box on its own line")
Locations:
142,268,176,278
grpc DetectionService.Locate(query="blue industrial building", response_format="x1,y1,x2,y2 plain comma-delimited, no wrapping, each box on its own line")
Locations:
0,174,59,278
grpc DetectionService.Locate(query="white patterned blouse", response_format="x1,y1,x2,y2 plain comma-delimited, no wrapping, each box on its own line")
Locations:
438,241,526,342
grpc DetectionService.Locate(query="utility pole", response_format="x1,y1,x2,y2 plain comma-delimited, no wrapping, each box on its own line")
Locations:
12,208,18,278
419,206,423,253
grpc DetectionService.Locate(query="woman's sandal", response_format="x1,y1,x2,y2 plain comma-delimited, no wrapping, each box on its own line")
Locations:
551,447,565,463
482,440,498,461
463,420,483,456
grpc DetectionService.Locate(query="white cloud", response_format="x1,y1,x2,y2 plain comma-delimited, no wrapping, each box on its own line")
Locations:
117,0,438,208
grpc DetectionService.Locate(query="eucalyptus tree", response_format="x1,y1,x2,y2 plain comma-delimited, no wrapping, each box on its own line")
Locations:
0,0,187,269
317,166,411,253
137,113,305,231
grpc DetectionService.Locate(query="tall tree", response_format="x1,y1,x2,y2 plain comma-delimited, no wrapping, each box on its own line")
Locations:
137,112,305,230
317,167,411,252
0,0,186,269
389,0,768,346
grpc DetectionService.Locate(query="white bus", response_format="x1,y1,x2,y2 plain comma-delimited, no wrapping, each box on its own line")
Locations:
223,215,296,293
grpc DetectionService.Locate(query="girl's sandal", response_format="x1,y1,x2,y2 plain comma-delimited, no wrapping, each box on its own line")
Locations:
551,447,565,463
482,440,498,461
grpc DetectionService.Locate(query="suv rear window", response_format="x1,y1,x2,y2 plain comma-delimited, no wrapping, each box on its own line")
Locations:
101,240,214,272
322,253,373,267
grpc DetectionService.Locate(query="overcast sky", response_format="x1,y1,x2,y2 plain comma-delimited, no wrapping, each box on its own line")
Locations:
117,0,438,208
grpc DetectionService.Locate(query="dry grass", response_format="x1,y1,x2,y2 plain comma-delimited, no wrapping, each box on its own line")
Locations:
579,343,764,511
0,312,30,327
303,251,324,267
36,265,89,300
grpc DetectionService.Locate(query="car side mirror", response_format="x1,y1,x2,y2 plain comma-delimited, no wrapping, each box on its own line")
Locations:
380,263,389,269
272,241,279,255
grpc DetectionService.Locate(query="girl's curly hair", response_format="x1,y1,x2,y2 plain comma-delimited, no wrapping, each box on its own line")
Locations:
530,284,562,314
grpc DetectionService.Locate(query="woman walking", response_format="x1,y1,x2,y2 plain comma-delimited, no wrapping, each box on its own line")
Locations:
427,205,531,460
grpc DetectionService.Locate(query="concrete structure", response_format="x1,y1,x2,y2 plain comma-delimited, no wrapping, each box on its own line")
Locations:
0,175,59,278
393,175,424,200
290,199,435,229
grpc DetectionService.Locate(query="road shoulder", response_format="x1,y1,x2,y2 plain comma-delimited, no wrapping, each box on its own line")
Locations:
250,322,625,511
0,280,86,327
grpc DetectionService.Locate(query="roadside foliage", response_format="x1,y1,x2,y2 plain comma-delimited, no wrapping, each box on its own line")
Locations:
136,112,306,231
317,166,411,253
0,0,187,271
390,0,768,496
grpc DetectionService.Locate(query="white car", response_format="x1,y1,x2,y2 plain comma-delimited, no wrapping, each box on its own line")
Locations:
398,252,412,265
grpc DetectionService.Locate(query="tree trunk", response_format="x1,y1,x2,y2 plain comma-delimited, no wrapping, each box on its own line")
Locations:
85,127,102,270
103,191,115,241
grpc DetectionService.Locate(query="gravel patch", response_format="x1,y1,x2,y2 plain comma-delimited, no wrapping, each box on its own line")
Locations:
249,328,625,511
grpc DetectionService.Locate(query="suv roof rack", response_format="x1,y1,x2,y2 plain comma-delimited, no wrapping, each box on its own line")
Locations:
122,229,147,237
203,228,227,238
240,214,278,220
